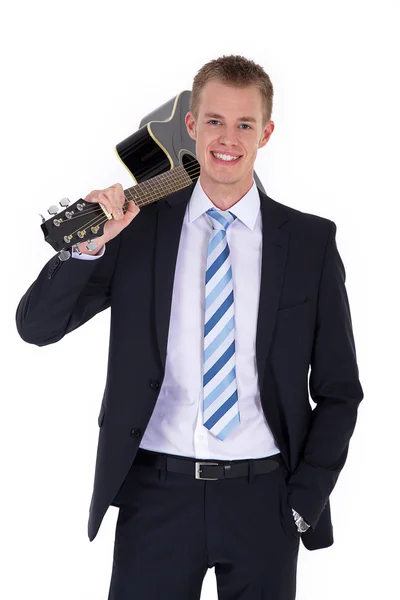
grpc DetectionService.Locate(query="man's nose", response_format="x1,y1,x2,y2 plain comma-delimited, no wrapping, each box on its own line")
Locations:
219,127,239,145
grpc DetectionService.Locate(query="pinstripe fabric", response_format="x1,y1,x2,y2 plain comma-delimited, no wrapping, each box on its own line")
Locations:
202,207,240,440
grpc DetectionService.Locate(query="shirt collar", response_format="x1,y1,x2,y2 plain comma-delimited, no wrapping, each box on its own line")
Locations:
188,177,260,230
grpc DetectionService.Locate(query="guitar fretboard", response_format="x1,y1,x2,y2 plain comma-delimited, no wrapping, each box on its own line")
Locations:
124,165,196,207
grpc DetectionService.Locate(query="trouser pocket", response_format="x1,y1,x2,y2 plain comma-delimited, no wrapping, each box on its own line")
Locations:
277,466,301,541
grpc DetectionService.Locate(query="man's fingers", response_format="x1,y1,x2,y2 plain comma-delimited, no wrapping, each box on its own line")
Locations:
124,200,140,222
102,187,125,220
110,183,126,212
83,184,140,237
126,200,140,215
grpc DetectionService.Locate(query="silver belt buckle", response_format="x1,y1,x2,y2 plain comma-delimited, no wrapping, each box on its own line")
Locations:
195,461,219,480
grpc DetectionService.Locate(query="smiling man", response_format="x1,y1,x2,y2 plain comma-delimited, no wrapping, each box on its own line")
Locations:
16,55,363,600
185,76,274,209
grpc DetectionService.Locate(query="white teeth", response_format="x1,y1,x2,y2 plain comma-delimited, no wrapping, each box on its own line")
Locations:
212,152,240,161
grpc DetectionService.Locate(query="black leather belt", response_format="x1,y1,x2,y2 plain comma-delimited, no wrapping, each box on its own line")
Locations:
134,449,283,480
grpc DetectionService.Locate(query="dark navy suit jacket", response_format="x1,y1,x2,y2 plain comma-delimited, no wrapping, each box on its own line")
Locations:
16,181,364,550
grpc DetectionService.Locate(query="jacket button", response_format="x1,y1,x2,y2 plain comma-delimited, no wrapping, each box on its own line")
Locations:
150,380,160,390
130,428,142,438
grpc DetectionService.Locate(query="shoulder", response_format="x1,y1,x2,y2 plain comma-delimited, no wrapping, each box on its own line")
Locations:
260,190,336,244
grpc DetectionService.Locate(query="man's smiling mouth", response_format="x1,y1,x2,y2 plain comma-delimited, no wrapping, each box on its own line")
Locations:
211,151,242,163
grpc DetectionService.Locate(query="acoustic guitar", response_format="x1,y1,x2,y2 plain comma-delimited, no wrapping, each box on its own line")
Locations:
40,90,266,260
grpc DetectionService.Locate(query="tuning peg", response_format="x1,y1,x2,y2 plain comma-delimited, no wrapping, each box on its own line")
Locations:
60,197,70,207
47,205,59,215
86,240,98,251
57,249,71,261
39,213,46,223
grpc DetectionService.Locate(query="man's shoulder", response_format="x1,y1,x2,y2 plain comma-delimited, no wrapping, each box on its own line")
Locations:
262,192,335,241
267,193,333,228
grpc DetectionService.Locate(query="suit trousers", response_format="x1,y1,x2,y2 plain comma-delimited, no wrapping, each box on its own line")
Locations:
108,449,301,600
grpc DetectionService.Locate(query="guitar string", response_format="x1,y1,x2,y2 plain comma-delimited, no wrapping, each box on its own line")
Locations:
57,160,201,227
60,164,203,242
62,170,202,243
60,169,201,241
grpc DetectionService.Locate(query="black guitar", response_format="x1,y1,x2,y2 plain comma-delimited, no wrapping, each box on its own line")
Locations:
40,90,266,259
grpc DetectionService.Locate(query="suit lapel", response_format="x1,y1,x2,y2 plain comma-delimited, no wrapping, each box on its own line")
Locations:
154,183,195,371
256,190,290,394
154,183,290,385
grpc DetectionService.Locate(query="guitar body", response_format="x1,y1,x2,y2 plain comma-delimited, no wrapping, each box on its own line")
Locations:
115,90,266,193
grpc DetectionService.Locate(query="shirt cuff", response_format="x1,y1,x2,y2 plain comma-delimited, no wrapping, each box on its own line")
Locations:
71,244,106,259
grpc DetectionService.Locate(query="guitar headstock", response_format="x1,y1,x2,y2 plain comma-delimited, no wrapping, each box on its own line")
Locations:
40,197,108,255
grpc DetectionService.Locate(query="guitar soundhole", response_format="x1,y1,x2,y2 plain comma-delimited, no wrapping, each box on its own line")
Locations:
181,152,200,182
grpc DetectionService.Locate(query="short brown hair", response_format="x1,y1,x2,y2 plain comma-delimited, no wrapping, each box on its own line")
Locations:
190,54,274,125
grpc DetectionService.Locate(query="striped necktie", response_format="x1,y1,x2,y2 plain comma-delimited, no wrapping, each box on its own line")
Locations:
202,207,240,441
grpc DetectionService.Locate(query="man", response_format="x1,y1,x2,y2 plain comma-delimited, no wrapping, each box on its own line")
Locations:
16,55,363,599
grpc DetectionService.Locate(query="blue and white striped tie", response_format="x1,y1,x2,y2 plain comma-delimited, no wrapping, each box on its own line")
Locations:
202,207,240,441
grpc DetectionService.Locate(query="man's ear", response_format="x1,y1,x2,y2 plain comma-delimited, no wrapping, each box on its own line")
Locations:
259,120,275,148
185,111,196,141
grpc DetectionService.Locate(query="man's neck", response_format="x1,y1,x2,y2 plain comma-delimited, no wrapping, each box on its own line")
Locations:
199,174,254,211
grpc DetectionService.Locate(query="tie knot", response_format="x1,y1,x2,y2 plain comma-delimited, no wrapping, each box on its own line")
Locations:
206,207,237,231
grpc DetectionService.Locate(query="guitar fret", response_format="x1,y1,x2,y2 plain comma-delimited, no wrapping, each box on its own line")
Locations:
124,188,133,202
151,176,164,200
123,163,198,210
160,171,173,194
145,178,154,201
140,179,153,203
157,172,171,197
171,167,188,187
158,172,171,196
153,177,163,198
171,166,188,188
180,165,193,185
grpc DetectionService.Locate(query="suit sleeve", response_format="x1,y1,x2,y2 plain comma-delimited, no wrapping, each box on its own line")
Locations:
16,236,119,346
286,221,364,530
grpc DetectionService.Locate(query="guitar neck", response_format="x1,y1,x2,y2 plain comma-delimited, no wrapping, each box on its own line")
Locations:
124,165,194,207
40,161,199,255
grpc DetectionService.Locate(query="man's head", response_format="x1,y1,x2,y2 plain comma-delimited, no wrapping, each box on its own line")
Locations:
185,55,275,197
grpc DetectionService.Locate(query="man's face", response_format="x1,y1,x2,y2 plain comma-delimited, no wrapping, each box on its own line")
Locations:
185,79,274,192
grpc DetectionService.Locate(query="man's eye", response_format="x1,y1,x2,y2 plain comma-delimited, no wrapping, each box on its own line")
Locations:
207,120,251,129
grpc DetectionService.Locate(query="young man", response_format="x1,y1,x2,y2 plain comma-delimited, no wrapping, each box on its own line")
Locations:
16,55,363,599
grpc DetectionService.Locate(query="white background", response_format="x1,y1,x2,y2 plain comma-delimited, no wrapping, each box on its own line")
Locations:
1,1,398,598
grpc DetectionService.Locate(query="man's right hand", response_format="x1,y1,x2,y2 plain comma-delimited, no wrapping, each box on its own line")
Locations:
75,183,141,255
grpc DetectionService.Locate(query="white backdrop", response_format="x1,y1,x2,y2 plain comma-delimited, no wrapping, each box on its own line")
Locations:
1,1,398,598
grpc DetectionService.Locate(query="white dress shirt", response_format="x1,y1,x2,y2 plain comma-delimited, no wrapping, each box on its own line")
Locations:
73,179,280,460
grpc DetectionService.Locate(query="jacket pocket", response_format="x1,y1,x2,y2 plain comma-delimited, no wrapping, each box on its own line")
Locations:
277,298,309,314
